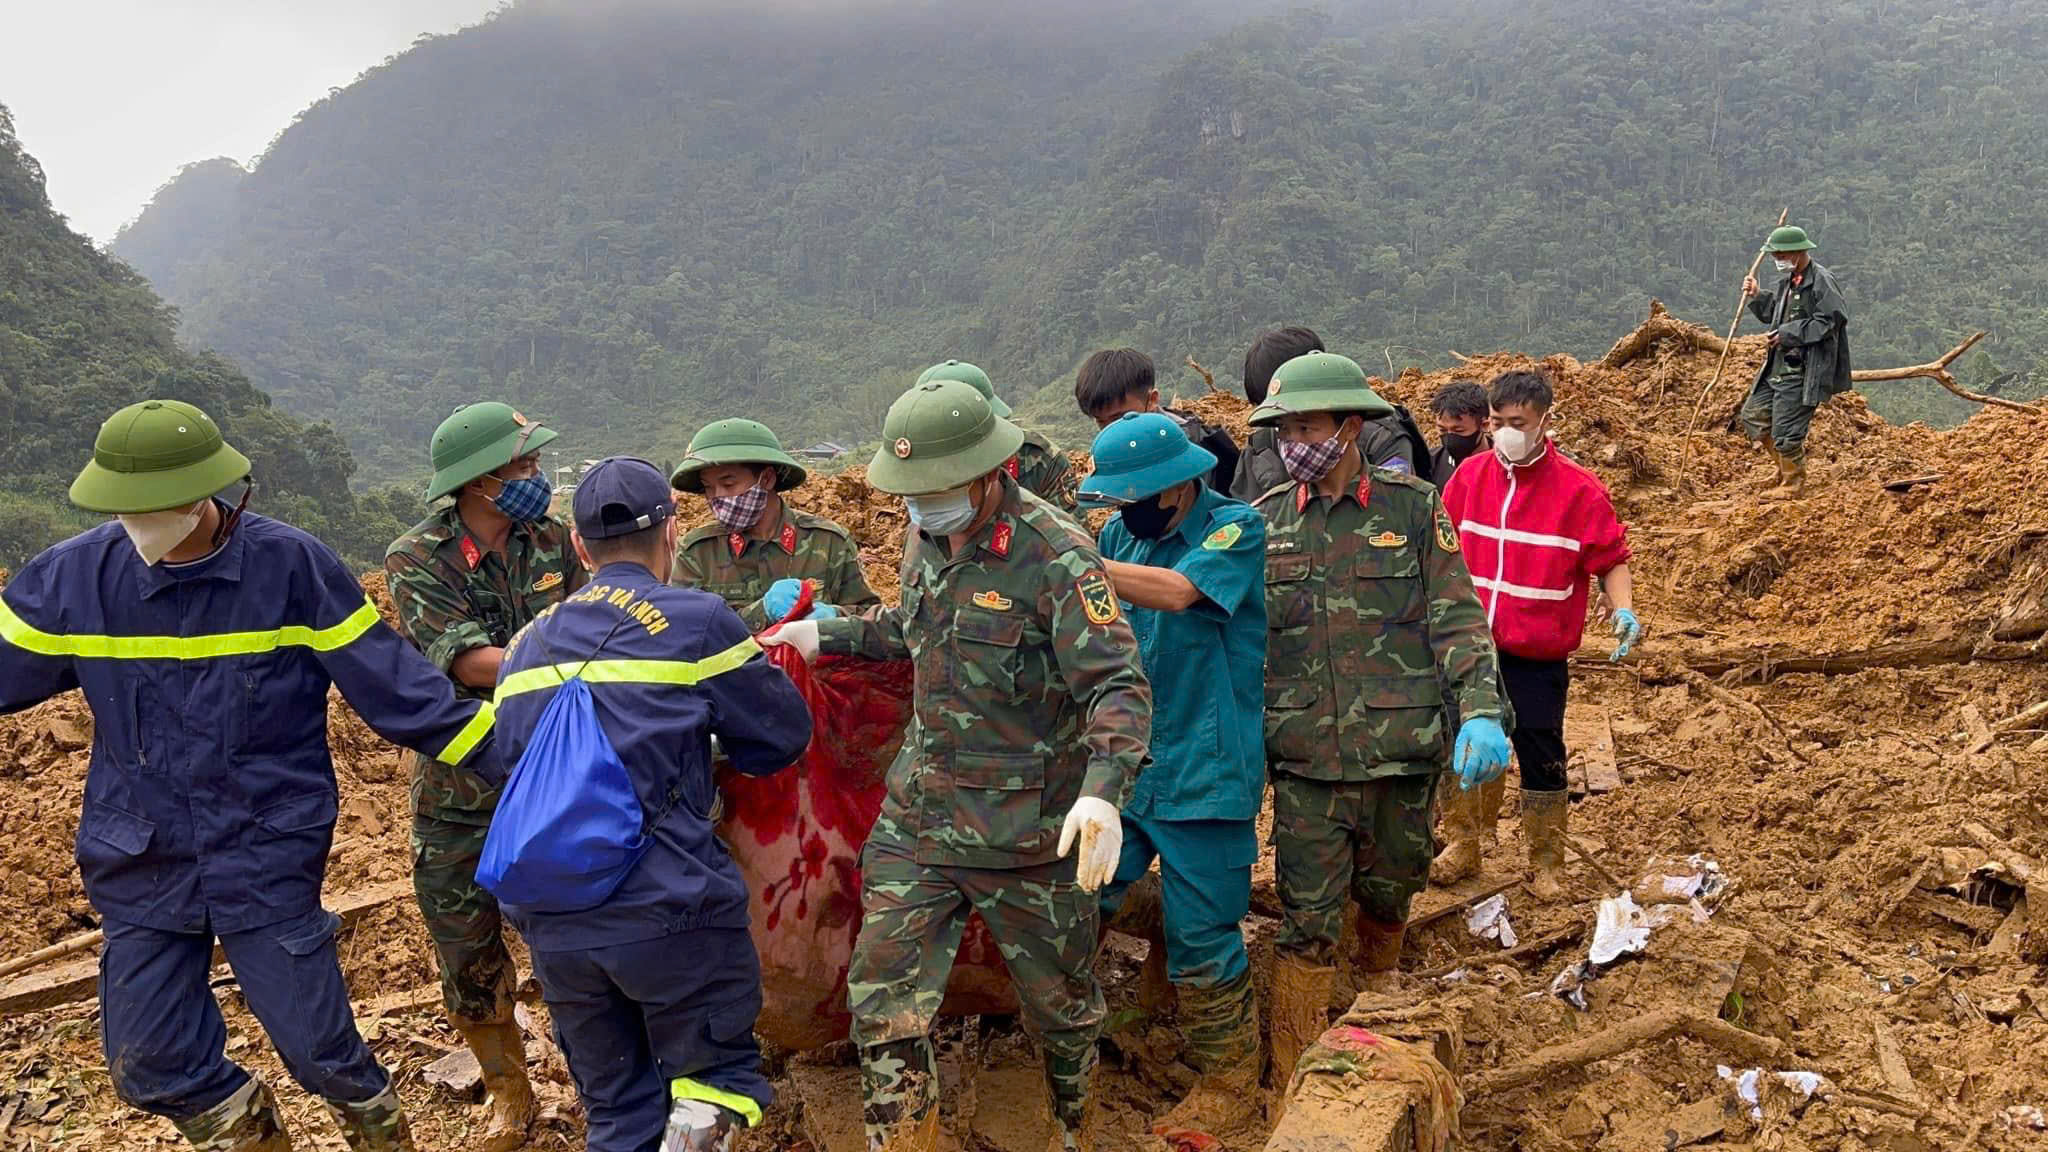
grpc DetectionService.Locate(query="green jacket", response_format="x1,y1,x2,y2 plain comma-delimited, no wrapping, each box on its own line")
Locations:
1254,468,1502,782
386,505,585,821
671,504,879,630
1747,259,1852,405
818,474,1152,869
1012,432,1075,511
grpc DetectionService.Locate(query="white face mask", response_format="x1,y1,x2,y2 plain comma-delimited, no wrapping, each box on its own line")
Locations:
1493,423,1547,466
118,505,206,566
1773,258,1797,274
905,482,979,535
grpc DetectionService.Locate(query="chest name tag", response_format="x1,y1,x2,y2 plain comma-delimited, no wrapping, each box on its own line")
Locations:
971,590,1014,611
1368,531,1408,549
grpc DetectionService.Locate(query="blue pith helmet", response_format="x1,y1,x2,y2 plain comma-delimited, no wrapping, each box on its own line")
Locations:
1079,412,1217,506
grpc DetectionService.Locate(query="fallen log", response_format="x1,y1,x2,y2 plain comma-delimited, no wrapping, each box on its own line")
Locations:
0,880,412,1016
1468,1009,1785,1097
1852,331,2039,415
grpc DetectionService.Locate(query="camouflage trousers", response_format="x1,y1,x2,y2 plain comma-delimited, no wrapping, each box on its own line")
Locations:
410,811,517,1026
1271,773,1437,965
849,847,1103,1149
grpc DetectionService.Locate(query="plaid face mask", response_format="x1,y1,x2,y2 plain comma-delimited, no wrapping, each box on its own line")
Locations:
711,482,770,533
1279,433,1349,485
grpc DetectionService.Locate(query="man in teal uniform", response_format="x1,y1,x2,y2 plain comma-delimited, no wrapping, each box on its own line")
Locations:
1082,413,1268,1142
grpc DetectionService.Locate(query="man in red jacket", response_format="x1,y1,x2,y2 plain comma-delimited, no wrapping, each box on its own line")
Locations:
1434,371,1640,899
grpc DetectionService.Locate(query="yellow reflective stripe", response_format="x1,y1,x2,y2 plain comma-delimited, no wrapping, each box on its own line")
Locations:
493,638,763,703
0,597,381,660
435,700,495,765
669,1077,763,1128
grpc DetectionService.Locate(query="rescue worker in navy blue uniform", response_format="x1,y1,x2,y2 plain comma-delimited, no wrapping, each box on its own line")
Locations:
0,401,497,1152
489,457,813,1152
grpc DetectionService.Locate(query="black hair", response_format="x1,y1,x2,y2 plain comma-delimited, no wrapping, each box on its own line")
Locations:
1488,370,1554,413
1242,326,1324,405
581,521,669,568
1074,348,1155,417
1430,380,1490,422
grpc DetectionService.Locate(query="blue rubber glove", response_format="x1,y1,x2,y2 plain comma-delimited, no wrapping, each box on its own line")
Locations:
763,578,805,622
1609,608,1641,662
1454,716,1511,791
811,603,841,619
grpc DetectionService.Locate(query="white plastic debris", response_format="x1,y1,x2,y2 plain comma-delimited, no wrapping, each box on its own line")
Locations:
1717,1066,1826,1121
1549,959,1593,1010
1465,893,1519,949
1589,892,1652,964
1637,853,1729,906
2001,1105,2047,1131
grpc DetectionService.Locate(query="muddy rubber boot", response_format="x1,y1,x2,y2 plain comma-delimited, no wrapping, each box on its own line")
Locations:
1265,951,1336,1124
1522,788,1570,903
1352,914,1406,995
1104,873,1176,1016
1153,971,1261,1142
450,1016,535,1152
1478,775,1506,846
1764,450,1806,500
1429,781,1482,886
862,1038,940,1152
1757,438,1785,492
662,1099,746,1152
327,1085,416,1152
175,1078,293,1152
871,1107,938,1152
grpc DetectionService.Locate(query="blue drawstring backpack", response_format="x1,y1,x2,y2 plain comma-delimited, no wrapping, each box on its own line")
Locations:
479,628,663,912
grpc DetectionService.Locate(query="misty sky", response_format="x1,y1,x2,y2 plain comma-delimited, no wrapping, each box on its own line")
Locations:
1,0,504,241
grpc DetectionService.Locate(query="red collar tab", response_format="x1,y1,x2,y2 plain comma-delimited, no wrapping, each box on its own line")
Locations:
728,533,746,559
1004,457,1020,480
989,520,1013,559
780,523,798,555
459,536,483,571
1295,484,1309,514
1356,472,1372,505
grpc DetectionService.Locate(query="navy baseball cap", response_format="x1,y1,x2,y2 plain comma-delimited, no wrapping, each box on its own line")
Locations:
572,456,675,539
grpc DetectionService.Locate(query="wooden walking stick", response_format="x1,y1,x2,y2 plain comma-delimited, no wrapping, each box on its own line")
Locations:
1678,207,1789,490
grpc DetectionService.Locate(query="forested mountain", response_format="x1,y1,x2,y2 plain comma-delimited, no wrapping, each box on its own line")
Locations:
117,0,2048,486
0,104,409,569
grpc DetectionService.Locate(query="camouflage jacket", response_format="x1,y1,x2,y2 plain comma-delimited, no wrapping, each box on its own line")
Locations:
1255,468,1502,782
1010,432,1075,511
386,506,585,821
671,504,879,630
818,474,1152,869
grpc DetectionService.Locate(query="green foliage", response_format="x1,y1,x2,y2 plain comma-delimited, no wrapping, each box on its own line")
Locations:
0,104,405,570
115,0,2048,488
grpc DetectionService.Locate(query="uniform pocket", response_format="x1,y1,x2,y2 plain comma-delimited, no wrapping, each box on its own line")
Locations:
80,801,156,856
948,751,1046,854
272,910,350,1024
1262,680,1320,768
953,607,1026,699
1264,553,1316,675
1354,549,1425,623
255,792,339,838
1357,675,1450,763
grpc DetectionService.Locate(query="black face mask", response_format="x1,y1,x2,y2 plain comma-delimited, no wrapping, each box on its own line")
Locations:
1120,492,1178,540
1442,431,1483,461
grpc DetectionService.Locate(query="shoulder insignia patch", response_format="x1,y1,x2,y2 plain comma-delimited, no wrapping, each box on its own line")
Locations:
459,536,483,571
990,520,1013,558
1077,570,1121,626
1368,531,1407,549
1203,522,1244,551
971,589,1014,611
1437,517,1461,554
532,570,564,593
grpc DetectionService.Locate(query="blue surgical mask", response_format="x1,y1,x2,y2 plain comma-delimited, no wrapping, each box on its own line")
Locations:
906,485,977,534
492,473,554,523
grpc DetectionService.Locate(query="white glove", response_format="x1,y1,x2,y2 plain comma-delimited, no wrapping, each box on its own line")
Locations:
759,619,819,662
1056,796,1122,893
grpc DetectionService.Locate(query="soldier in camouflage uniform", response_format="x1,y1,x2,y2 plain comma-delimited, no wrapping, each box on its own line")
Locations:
385,402,585,1152
918,360,1074,511
1738,224,1852,499
669,418,879,628
764,379,1151,1152
1246,353,1510,1114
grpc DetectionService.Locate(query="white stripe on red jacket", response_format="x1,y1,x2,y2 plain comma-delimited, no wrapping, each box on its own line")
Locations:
1439,442,1631,662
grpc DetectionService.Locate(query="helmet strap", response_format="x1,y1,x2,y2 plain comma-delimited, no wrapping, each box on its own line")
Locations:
213,481,253,548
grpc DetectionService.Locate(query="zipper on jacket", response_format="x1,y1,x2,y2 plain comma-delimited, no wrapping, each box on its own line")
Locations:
1489,468,1515,629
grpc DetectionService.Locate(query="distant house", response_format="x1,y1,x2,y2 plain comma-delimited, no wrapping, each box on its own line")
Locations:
791,441,850,462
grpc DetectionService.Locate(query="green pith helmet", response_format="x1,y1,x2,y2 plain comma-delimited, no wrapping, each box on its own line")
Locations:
69,400,253,514
1766,225,1816,252
915,359,1012,418
425,402,558,500
1247,352,1396,426
866,380,1026,496
670,418,808,493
